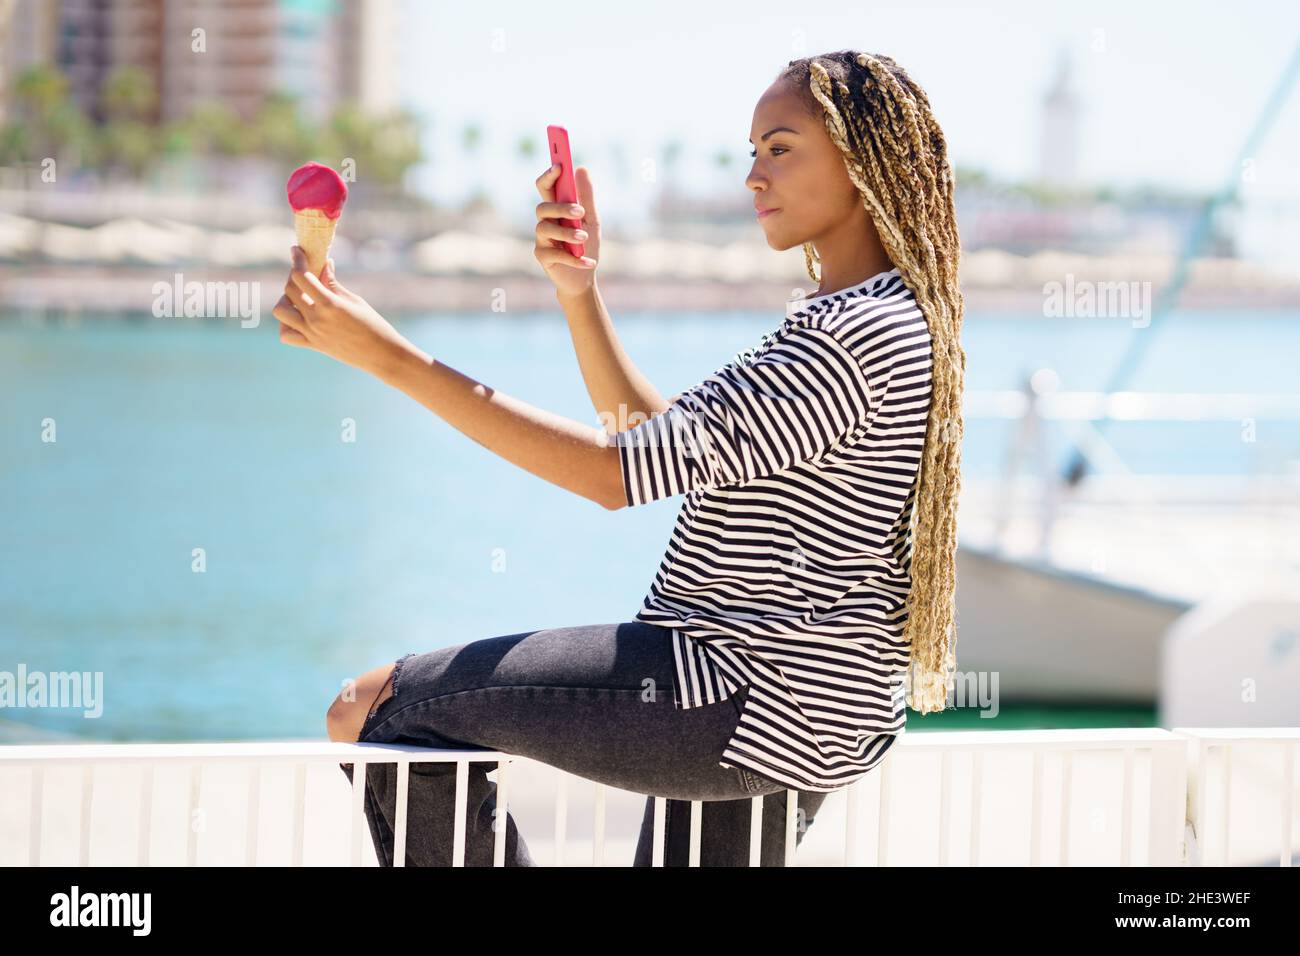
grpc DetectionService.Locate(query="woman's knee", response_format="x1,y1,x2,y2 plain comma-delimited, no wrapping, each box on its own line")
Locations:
326,661,397,742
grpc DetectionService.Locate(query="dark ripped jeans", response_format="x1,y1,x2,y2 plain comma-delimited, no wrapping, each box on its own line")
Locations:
337,621,831,866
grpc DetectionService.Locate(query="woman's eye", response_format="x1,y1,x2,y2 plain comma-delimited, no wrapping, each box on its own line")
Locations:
749,146,786,158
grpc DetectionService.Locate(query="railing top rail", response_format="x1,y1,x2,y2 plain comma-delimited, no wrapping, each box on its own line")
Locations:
1172,727,1300,741
0,727,1252,765
0,740,514,765
3,729,1295,768
894,727,1190,750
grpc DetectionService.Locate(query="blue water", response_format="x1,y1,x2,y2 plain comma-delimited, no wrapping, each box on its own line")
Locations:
2,307,1297,740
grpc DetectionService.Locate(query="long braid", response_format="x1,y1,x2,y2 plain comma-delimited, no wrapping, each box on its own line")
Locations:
779,51,966,714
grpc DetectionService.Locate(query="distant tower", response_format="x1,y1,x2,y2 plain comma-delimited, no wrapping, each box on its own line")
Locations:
1038,48,1080,188
340,0,398,115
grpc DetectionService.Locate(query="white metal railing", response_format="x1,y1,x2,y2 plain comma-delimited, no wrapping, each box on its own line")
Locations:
1,729,1295,866
1176,728,1300,867
881,728,1189,866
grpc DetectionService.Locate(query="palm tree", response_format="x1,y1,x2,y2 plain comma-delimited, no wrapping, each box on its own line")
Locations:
325,102,422,189
517,133,539,184
461,122,487,211
176,101,251,156
102,65,157,122
100,66,159,179
252,91,315,166
14,64,68,120
367,108,423,188
9,65,94,170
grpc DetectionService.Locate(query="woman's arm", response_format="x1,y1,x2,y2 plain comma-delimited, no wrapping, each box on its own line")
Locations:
533,163,671,433
557,281,673,432
376,339,628,510
273,248,628,511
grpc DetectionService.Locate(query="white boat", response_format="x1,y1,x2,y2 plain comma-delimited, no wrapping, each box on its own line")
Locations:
952,382,1300,714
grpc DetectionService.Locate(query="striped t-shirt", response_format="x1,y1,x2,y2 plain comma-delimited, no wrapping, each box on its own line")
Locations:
615,266,932,793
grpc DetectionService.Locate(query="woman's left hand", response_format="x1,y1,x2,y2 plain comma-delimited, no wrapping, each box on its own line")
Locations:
274,246,413,377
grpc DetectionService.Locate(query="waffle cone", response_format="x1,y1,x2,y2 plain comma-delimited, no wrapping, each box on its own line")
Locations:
293,208,338,277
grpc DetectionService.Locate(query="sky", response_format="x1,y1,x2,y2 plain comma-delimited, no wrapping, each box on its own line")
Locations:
392,0,1300,232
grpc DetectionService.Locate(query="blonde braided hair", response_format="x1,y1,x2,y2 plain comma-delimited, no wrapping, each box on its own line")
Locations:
779,51,966,714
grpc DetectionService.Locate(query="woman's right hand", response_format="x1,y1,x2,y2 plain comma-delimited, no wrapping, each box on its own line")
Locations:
534,163,599,297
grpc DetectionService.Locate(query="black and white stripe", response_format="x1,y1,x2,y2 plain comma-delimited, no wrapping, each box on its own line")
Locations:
616,267,933,793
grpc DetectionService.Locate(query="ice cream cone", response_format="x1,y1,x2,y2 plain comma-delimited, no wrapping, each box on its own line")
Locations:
293,208,337,277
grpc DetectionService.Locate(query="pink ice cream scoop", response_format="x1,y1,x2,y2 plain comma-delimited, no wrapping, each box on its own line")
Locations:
287,162,348,275
287,162,348,219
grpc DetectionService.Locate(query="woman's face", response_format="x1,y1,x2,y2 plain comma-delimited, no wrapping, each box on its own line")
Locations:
746,79,864,252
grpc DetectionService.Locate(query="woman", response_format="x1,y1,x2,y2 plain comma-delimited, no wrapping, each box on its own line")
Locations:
285,49,965,867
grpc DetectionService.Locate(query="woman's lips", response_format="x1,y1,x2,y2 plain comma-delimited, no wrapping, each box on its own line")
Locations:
757,207,780,219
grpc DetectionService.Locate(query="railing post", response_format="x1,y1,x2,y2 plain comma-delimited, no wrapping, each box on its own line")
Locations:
591,778,605,867
291,762,305,866
1029,749,1044,866
783,791,799,867
495,760,511,868
1120,747,1135,866
553,772,568,866
748,794,763,867
188,763,203,867
877,754,892,866
451,758,469,867
140,764,154,867
970,749,983,866
78,765,94,867
1149,738,1189,865
29,765,44,867
1059,750,1073,866
244,763,259,867
394,761,410,867
652,796,667,866
349,760,367,867
844,779,859,866
688,800,702,867
1281,742,1295,868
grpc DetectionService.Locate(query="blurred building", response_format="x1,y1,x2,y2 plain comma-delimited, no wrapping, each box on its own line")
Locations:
0,0,60,124
0,0,398,125
954,185,1220,257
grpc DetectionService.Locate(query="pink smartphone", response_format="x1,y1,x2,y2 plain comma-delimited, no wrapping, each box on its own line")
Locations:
546,124,585,259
